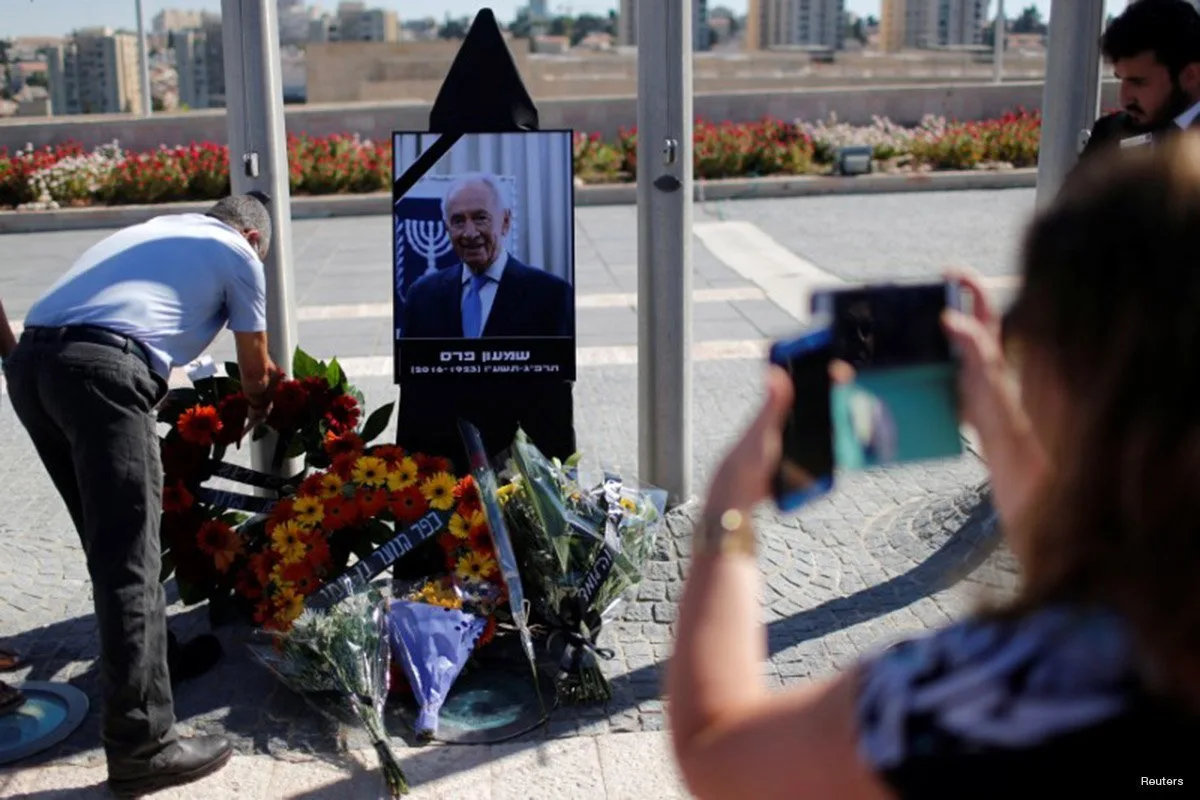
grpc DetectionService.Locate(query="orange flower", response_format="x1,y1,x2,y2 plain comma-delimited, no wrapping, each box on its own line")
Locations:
177,405,223,446
356,486,388,519
162,482,194,513
324,430,364,460
195,519,243,573
321,494,359,530
389,486,428,525
467,519,492,555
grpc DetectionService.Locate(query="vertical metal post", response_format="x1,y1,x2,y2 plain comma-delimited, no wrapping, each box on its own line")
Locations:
637,0,694,506
135,0,152,116
992,0,1005,84
222,0,299,479
1035,0,1106,207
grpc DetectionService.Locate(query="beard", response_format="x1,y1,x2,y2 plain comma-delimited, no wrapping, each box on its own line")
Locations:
1128,83,1195,132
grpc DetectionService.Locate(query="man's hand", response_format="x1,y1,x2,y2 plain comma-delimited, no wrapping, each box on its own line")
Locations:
246,365,284,430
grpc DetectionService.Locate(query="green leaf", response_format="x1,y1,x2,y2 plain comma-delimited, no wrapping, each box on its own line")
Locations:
359,402,395,444
159,552,175,583
366,518,394,545
224,362,242,382
284,433,307,459
292,348,322,381
326,358,346,391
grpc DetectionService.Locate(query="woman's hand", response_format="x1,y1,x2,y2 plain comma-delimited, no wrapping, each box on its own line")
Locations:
701,366,794,525
942,269,1049,551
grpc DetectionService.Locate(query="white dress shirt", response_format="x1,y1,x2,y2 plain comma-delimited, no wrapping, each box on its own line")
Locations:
1176,98,1200,129
460,249,509,334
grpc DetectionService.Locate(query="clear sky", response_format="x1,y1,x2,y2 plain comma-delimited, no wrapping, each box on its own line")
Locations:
7,1,1121,40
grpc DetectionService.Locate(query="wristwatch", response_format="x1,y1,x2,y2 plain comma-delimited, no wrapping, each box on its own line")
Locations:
695,508,757,558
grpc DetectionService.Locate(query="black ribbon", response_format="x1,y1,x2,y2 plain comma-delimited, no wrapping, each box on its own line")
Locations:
305,508,453,610
194,487,278,515
550,600,615,677
206,461,297,493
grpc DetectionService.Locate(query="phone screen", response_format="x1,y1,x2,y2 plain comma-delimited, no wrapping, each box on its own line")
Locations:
813,282,962,470
770,328,835,510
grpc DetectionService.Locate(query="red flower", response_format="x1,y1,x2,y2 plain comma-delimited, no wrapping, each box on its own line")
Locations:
371,445,407,469
324,430,364,460
454,476,483,517
296,472,326,498
389,486,428,525
268,498,295,533
162,439,208,484
177,405,222,446
467,520,492,556
415,454,453,477
356,487,388,520
301,376,334,416
330,452,359,480
324,394,360,434
280,562,319,596
162,482,194,513
267,380,308,431
321,494,359,530
303,534,333,573
214,393,250,445
477,615,498,647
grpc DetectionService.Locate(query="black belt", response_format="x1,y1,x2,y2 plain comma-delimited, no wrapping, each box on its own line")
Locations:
23,325,154,371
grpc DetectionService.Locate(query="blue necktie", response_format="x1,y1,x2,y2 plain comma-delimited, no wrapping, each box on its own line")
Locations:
461,273,490,338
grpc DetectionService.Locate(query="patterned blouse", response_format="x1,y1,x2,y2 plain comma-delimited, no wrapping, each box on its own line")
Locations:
855,605,1198,797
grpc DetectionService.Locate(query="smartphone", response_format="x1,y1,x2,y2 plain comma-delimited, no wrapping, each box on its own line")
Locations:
810,281,963,470
769,324,836,511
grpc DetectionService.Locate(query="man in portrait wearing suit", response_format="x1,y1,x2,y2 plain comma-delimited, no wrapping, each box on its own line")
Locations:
1078,0,1200,164
402,172,573,340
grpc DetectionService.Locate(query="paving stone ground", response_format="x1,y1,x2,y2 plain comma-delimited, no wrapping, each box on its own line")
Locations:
0,193,1027,789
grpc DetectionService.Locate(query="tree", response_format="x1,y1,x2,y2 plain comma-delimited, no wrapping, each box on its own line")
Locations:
510,8,532,38
570,13,610,45
25,71,48,88
438,17,469,39
1011,4,1045,34
852,18,868,46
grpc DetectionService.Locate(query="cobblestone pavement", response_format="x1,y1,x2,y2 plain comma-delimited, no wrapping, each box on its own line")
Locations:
0,193,1026,779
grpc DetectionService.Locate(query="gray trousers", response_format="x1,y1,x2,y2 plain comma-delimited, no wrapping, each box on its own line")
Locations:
3,336,177,762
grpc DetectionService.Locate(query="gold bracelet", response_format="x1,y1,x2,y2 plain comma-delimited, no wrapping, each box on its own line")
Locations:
694,508,757,558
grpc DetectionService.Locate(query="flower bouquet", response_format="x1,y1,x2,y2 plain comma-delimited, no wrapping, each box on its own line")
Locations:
251,579,409,797
492,429,667,704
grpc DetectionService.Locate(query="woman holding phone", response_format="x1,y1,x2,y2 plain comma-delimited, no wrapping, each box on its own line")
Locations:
667,138,1200,796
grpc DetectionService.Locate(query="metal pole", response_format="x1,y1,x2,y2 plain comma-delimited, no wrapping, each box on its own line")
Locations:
637,0,694,506
135,0,152,116
222,0,299,480
992,0,1005,84
1035,0,1105,207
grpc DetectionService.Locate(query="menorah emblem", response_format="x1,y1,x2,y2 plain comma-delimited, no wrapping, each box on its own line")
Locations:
406,219,454,278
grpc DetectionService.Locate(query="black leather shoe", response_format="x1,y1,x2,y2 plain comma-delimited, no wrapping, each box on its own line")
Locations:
108,735,233,797
166,631,223,685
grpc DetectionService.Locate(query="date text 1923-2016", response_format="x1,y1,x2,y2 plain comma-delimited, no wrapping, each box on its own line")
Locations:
396,337,577,381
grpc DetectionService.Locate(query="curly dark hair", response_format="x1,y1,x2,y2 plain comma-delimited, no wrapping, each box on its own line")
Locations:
1002,133,1200,708
1101,0,1200,77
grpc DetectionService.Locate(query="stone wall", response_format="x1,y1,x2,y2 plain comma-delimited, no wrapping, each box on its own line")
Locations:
0,80,1120,153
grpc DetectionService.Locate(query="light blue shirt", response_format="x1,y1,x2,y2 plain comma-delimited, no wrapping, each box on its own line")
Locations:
23,213,267,377
460,249,508,332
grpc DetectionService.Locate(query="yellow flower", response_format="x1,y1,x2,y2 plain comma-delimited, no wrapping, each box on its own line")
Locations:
352,456,389,487
270,520,308,564
420,472,458,511
319,472,344,499
448,513,471,540
619,497,637,513
416,582,462,609
275,589,305,624
455,550,499,583
386,457,419,491
292,496,325,528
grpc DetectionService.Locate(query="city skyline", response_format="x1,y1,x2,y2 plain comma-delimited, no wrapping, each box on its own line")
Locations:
6,1,1106,40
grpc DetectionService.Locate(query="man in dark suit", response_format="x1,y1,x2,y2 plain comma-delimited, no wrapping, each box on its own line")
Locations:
402,173,573,340
1078,0,1200,164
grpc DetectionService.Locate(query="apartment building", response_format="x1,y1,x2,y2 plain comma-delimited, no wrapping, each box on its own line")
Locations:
745,0,846,51
45,28,143,115
880,0,986,51
152,9,204,35
174,18,226,109
310,2,400,43
617,0,713,51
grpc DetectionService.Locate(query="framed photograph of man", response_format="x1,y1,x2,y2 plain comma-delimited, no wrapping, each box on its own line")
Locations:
392,130,577,383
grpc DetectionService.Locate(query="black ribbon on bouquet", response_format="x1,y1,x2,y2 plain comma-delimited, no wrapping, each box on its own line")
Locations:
305,508,454,611
192,461,302,515
551,472,628,675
